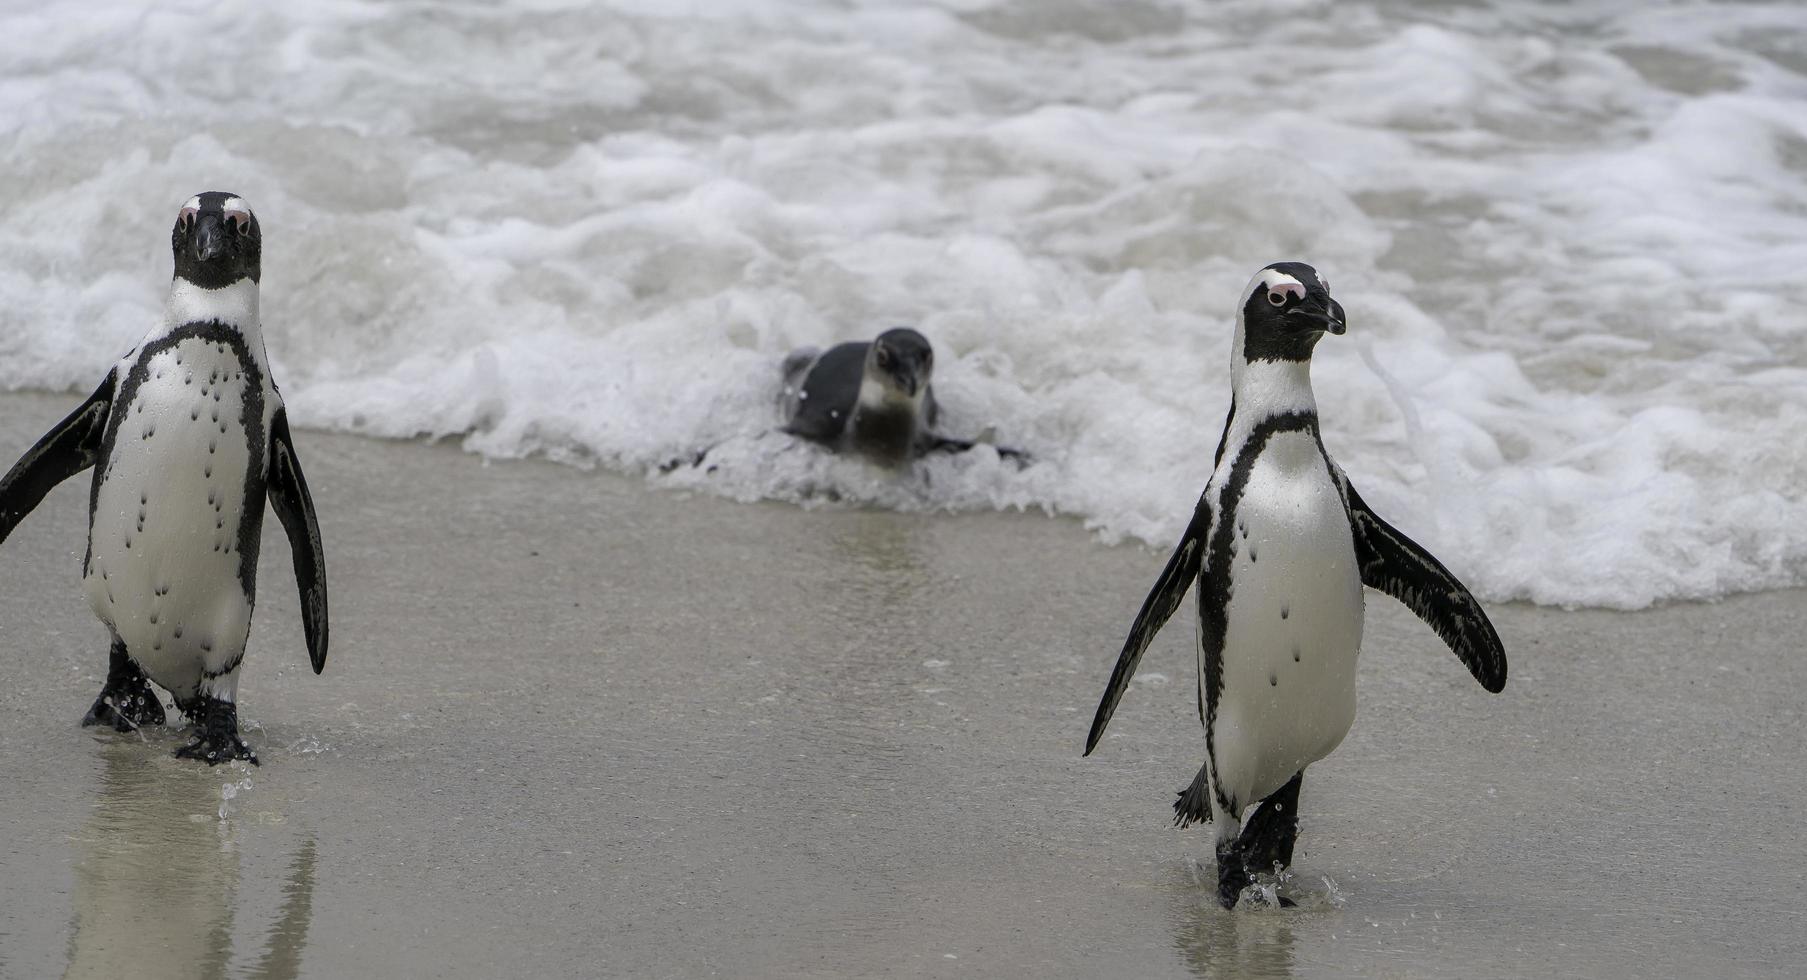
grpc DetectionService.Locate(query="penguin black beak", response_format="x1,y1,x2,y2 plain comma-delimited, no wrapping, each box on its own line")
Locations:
875,347,928,398
1288,297,1347,336
193,214,227,263
895,361,924,399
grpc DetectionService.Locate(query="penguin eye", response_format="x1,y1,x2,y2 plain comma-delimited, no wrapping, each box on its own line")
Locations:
1266,282,1305,307
225,210,252,235
178,207,198,229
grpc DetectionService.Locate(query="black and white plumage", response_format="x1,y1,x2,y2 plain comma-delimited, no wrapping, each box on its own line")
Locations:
0,192,328,765
780,327,1024,467
1084,262,1506,908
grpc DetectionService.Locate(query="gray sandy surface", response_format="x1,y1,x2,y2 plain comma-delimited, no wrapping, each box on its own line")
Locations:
0,390,1802,979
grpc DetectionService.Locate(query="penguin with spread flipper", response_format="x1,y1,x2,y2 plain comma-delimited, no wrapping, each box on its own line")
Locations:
0,192,328,765
1084,263,1506,907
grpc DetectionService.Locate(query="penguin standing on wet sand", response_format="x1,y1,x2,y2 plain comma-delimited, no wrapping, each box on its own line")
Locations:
780,327,1026,467
0,191,328,765
1084,263,1506,907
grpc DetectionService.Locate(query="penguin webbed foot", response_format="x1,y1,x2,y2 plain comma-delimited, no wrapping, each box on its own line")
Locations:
81,642,167,731
986,443,1032,469
920,435,1032,467
658,447,715,474
81,686,166,732
1213,851,1300,910
176,730,259,766
1213,772,1304,910
1214,841,1249,909
174,697,259,766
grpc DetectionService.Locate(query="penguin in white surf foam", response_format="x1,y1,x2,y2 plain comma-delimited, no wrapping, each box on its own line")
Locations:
1084,262,1506,907
0,191,328,765
780,327,1027,467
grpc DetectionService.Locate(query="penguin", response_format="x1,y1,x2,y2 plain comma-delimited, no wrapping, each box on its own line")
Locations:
1083,262,1506,908
0,191,328,766
779,327,1026,467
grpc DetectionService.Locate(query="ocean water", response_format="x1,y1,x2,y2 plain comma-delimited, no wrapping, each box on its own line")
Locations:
1,0,1803,609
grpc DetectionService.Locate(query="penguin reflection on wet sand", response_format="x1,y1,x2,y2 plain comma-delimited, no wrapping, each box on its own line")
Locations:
780,327,1027,467
0,192,328,766
63,744,318,980
1084,263,1507,908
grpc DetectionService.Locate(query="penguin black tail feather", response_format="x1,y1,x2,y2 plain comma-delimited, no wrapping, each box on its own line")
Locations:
1173,763,1213,828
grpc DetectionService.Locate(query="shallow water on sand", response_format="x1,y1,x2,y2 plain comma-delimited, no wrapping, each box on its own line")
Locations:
1,393,1803,979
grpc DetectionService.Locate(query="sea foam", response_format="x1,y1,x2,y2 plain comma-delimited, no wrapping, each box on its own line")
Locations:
2,0,1803,609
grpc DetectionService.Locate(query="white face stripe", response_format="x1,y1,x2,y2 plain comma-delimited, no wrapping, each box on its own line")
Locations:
1240,268,1307,310
178,195,254,218
1237,267,1334,311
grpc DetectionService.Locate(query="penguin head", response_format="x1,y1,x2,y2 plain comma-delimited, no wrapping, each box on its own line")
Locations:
172,192,261,289
1238,262,1345,363
865,327,935,401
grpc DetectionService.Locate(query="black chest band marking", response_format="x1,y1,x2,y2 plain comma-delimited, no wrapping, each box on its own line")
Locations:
1200,409,1319,816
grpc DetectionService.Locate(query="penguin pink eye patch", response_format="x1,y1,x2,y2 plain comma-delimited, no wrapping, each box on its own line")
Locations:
1266,282,1306,306
176,207,252,234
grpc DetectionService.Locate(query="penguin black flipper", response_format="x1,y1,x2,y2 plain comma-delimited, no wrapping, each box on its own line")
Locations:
0,374,114,545
1339,475,1507,693
266,408,329,674
1085,493,1213,755
780,342,867,446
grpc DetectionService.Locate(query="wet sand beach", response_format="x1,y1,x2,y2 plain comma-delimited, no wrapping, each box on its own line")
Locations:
1,390,1802,979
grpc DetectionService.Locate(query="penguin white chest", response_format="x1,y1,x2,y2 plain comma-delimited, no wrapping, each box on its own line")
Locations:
1209,430,1364,810
85,337,266,693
